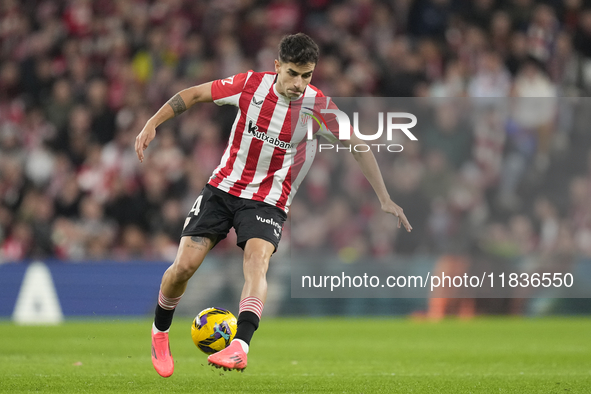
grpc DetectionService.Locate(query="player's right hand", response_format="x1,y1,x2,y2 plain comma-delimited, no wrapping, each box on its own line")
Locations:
381,199,412,232
135,122,156,163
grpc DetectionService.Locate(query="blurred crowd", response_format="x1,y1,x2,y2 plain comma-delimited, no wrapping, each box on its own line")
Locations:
292,98,591,265
1,0,591,262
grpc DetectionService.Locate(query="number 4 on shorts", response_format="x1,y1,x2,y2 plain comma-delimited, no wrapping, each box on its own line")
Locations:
189,195,203,216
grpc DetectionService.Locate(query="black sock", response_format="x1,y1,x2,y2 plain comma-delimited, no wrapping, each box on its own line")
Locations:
234,311,260,345
154,304,176,332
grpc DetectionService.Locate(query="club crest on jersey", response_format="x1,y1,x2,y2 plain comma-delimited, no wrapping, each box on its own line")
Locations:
299,112,311,126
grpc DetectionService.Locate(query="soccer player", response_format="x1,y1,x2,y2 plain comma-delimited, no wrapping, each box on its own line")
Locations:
135,33,412,376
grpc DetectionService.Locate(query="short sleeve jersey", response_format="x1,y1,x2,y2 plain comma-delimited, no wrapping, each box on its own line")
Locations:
208,71,338,212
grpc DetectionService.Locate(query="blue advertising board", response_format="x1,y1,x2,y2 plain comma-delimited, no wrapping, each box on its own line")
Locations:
0,261,168,317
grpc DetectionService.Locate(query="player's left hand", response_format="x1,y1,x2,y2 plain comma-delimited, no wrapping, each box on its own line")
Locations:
381,200,412,232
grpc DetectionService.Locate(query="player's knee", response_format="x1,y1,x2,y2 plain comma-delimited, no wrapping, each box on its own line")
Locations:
243,250,269,277
172,258,198,283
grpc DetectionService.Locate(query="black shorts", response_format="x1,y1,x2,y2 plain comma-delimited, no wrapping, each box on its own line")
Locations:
181,184,287,252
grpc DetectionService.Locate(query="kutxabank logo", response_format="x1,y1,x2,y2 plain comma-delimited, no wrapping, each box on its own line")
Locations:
302,106,418,153
247,120,295,150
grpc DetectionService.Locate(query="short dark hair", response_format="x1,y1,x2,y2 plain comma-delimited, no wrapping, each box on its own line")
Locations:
278,33,319,66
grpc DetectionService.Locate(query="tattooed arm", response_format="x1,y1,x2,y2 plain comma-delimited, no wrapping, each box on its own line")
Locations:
135,82,213,162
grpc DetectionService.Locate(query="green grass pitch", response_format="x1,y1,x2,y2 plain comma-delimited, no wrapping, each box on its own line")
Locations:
0,317,590,393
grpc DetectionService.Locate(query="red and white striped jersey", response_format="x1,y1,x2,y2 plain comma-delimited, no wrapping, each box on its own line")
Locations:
208,71,338,212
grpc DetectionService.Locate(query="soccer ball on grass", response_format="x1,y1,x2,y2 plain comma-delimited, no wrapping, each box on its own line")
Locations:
191,307,237,354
